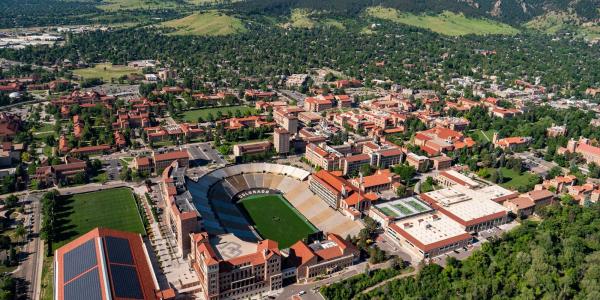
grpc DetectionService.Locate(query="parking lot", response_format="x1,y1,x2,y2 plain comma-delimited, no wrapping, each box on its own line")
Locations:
185,142,227,165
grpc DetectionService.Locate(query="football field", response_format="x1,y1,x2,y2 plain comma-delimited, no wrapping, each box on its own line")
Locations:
238,194,317,248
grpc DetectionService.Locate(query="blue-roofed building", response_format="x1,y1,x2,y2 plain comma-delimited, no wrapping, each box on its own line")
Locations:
54,228,175,300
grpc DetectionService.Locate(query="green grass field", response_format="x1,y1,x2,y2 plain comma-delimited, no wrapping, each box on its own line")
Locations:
161,11,246,36
99,0,180,11
471,129,496,143
482,167,541,191
54,187,145,249
238,194,317,248
181,105,256,122
367,7,519,36
73,63,140,81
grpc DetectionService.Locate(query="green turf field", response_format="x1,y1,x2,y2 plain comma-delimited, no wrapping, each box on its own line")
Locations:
161,11,247,36
181,105,256,122
481,167,541,191
367,7,519,36
54,187,145,249
238,194,317,248
72,63,140,81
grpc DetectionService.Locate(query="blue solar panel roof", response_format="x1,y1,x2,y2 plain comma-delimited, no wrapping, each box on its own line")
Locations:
104,236,134,265
63,239,98,282
64,267,103,300
109,264,144,299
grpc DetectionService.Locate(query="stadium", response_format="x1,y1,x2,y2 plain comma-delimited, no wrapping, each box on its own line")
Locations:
186,163,363,248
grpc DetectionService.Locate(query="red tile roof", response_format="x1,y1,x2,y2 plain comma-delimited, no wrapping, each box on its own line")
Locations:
154,150,189,162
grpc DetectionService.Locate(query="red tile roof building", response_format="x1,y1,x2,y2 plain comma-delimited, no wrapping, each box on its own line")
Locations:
341,153,371,176
304,95,333,112
35,158,87,186
492,134,532,150
304,143,342,171
161,161,200,256
309,170,377,217
69,144,112,157
219,115,275,131
189,232,282,300
414,127,475,156
334,79,361,89
350,169,398,193
287,233,359,281
51,90,115,108
153,150,189,173
0,113,22,141
386,212,473,260
233,141,272,158
559,137,600,165
244,89,276,99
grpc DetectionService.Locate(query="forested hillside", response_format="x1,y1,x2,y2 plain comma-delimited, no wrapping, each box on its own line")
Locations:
323,202,600,299
232,0,600,24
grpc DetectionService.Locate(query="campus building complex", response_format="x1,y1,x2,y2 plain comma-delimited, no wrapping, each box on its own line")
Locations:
161,161,201,256
386,212,473,260
190,232,283,300
420,184,515,232
287,233,359,281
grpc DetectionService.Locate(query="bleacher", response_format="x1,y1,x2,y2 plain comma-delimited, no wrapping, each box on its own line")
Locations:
186,163,363,242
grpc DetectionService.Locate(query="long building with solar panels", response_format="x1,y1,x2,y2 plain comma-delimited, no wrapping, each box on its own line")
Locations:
54,228,175,300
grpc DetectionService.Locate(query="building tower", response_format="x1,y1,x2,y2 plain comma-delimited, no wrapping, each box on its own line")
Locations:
274,127,290,154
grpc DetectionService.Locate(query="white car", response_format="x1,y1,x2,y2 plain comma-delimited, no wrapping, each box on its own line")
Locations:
298,291,306,295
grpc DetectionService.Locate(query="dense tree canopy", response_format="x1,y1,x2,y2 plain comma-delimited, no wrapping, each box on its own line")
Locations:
323,202,600,300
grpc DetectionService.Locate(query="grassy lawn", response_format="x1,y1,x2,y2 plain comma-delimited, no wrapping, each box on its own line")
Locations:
40,257,53,300
34,123,55,132
151,140,176,148
73,63,140,81
471,129,496,143
34,131,56,142
119,157,134,167
99,0,181,11
284,9,316,29
483,167,541,191
181,105,256,122
161,11,246,36
238,194,317,248
53,187,145,249
367,7,519,36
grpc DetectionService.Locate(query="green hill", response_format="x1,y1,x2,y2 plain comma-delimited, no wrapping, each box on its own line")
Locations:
367,7,520,36
161,11,247,36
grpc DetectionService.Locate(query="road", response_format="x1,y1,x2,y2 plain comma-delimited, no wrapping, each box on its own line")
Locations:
276,260,397,300
13,193,43,300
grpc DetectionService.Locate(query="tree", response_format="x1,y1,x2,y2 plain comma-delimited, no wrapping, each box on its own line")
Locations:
359,164,374,176
2,195,18,209
14,224,26,244
393,164,416,184
547,166,562,179
396,185,407,197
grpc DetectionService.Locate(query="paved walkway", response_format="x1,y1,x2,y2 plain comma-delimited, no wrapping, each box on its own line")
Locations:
361,267,419,294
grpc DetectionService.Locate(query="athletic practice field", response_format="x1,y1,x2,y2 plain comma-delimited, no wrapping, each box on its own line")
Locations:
54,187,145,249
